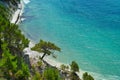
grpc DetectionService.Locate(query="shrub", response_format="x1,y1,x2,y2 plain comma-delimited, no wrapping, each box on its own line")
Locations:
43,67,61,80
70,61,79,72
83,72,94,80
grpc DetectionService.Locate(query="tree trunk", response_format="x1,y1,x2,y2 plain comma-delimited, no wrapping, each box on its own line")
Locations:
41,53,46,60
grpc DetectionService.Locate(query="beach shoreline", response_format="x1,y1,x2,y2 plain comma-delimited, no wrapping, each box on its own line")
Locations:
11,0,26,24
24,41,84,79
10,0,89,79
10,0,84,79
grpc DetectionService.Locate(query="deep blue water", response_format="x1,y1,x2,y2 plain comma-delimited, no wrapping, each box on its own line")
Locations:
20,0,120,79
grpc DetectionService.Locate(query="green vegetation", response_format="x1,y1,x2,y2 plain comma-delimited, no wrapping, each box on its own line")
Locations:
43,67,62,80
83,72,94,80
31,67,63,80
1,23,29,55
0,1,30,80
69,61,80,80
70,72,81,80
0,43,30,80
37,61,43,68
0,5,9,20
31,40,61,60
70,61,79,72
32,71,42,80
0,2,29,57
60,64,69,71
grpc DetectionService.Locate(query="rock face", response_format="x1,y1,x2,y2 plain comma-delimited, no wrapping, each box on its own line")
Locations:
24,54,31,69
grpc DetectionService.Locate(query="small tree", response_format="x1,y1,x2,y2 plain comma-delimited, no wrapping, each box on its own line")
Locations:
70,61,79,72
83,72,94,80
70,61,80,80
31,40,61,60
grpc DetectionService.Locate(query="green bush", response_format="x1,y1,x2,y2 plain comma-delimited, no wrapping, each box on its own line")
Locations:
32,72,42,80
70,61,79,72
0,43,30,80
83,72,94,80
43,67,61,80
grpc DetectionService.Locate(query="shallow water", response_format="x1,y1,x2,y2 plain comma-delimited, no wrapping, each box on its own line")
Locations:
20,0,120,79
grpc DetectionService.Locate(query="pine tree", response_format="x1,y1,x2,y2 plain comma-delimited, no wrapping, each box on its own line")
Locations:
31,40,61,60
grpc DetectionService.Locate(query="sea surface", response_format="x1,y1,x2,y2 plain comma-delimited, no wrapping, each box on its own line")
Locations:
20,0,120,79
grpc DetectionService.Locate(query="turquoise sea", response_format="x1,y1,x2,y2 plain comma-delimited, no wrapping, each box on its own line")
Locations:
20,0,120,79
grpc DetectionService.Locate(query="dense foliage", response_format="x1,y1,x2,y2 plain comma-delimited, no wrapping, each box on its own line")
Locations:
43,67,62,80
70,61,79,72
83,72,94,80
0,1,30,79
32,71,42,80
0,43,30,80
0,2,29,56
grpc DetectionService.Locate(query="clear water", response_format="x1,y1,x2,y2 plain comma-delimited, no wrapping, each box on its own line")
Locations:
20,0,120,79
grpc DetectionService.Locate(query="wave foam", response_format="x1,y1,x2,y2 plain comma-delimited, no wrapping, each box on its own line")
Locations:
21,18,26,22
23,0,30,4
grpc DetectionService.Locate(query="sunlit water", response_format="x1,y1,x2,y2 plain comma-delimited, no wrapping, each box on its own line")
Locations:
20,0,120,79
